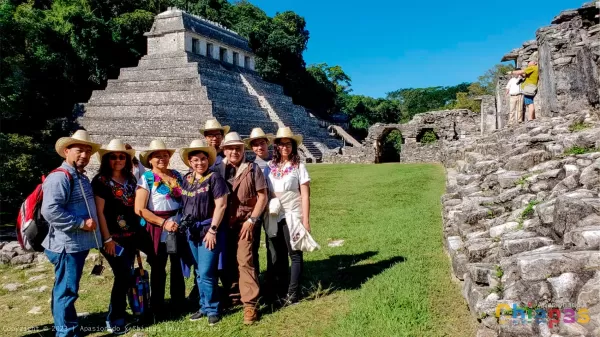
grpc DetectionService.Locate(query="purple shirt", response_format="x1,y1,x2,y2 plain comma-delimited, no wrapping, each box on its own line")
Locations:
181,171,229,222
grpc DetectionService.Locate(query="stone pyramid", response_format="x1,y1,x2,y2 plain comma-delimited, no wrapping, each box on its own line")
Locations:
78,8,343,169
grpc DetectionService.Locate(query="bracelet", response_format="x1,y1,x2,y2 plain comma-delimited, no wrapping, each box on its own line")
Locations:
103,237,113,244
161,218,168,228
208,230,217,235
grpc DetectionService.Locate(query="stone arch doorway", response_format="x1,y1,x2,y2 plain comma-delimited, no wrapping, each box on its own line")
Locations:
377,128,404,163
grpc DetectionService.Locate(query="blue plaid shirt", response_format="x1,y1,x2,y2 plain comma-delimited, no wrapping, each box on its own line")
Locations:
41,162,101,253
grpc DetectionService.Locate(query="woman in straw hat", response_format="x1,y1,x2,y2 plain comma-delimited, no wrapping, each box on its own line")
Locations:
134,139,186,316
179,139,229,325
91,139,155,333
264,127,317,306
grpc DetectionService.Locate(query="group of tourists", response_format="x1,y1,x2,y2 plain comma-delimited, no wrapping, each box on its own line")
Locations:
40,119,317,336
505,53,539,124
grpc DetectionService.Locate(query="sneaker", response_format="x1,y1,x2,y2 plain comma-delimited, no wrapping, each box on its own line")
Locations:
208,315,220,326
189,311,205,321
278,293,299,307
243,306,259,325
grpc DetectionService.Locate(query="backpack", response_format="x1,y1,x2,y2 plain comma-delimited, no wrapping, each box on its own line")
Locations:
128,251,150,316
16,168,73,252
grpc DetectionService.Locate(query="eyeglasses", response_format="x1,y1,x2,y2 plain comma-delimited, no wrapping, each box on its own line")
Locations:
204,133,223,139
109,154,127,161
277,142,293,148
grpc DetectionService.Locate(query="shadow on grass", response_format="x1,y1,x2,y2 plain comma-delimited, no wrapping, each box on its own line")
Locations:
304,251,406,292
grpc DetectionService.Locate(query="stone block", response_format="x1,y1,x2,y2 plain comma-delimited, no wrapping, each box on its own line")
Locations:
553,196,599,239
506,151,551,171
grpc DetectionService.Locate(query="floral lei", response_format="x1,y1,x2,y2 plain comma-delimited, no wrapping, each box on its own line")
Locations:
268,161,296,179
153,172,182,200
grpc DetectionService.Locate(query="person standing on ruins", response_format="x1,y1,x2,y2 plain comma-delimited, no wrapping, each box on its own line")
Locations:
42,130,102,337
221,132,268,325
507,54,539,121
505,71,524,125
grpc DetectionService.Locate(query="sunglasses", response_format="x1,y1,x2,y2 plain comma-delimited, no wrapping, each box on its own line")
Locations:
109,154,127,161
277,142,293,148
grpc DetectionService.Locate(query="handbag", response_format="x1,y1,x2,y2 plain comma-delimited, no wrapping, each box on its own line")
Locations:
128,251,150,316
522,84,537,96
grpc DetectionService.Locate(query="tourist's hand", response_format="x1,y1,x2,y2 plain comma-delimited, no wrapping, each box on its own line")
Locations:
240,221,254,241
164,220,178,232
103,240,116,256
204,231,217,250
81,218,97,231
303,220,311,233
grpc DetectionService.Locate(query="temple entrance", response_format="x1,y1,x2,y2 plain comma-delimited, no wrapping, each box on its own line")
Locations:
378,128,404,163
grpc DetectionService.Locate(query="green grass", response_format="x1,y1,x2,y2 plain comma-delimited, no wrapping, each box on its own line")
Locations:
563,146,598,155
568,121,592,132
0,164,476,337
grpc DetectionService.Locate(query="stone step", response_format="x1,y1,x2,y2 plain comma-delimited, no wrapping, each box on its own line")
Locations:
89,90,208,105
198,66,242,81
118,66,199,81
105,78,200,93
141,52,190,60
212,103,269,120
213,119,278,136
79,117,207,136
200,78,248,95
81,104,213,119
137,56,194,69
206,89,259,108
89,134,197,149
244,75,284,94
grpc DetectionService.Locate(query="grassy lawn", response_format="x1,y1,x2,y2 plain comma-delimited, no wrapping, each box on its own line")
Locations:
0,164,476,337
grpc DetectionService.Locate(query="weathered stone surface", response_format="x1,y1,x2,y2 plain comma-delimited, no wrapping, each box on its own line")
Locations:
505,151,551,171
553,197,599,239
579,163,599,188
501,237,554,256
2,283,22,291
514,251,600,281
547,273,582,305
497,171,525,189
490,222,520,238
467,263,495,285
577,271,600,308
10,253,35,265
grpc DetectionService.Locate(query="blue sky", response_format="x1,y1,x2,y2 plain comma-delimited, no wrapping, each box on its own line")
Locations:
249,0,584,98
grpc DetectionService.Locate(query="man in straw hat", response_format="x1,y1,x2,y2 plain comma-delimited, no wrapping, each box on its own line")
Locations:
42,129,102,337
200,119,230,173
220,132,267,325
244,127,273,171
242,128,273,280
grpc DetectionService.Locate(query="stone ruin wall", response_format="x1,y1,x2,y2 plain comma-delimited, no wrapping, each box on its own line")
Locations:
493,2,599,128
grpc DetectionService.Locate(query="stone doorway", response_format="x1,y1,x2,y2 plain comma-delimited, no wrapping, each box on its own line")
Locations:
377,128,404,163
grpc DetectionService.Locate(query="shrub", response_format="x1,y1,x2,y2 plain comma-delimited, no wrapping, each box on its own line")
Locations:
568,121,592,132
563,146,597,155
420,130,438,144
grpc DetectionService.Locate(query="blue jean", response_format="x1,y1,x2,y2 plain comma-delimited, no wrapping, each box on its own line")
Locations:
188,235,221,316
45,249,89,337
524,95,534,105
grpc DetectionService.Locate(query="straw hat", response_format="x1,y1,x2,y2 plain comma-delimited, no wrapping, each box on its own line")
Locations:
243,128,273,149
139,139,175,168
97,139,136,159
273,127,303,146
220,132,245,149
179,139,217,168
200,119,230,135
55,130,101,158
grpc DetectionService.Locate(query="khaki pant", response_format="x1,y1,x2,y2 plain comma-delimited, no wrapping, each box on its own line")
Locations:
223,223,260,307
508,95,524,125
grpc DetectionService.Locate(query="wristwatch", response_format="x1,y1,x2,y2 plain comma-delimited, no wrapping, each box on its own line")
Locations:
248,217,258,224
210,225,218,232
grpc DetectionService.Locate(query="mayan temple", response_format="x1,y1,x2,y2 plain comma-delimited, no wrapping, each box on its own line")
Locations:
78,8,343,167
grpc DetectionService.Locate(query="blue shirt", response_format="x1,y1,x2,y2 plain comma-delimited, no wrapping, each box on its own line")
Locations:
41,162,101,253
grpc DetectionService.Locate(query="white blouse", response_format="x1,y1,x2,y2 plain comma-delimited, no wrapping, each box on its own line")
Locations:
265,162,311,193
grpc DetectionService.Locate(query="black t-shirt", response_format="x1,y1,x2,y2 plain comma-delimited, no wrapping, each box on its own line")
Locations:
181,171,229,222
91,175,139,237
